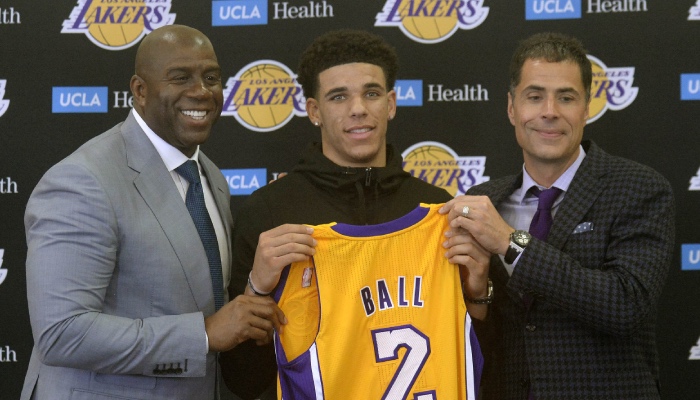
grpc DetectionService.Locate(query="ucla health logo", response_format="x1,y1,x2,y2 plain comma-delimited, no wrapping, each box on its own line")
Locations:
690,0,700,20
681,74,700,100
526,0,581,20
395,80,423,106
402,141,489,196
62,0,176,50
375,0,489,44
0,80,9,117
681,244,700,270
53,87,108,113
0,249,6,286
221,168,266,195
587,55,638,123
222,60,306,132
213,0,266,26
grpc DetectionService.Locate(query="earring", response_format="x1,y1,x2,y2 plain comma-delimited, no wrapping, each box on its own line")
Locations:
314,121,319,126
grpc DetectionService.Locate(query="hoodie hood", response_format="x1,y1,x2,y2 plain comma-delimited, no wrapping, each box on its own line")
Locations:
291,142,412,224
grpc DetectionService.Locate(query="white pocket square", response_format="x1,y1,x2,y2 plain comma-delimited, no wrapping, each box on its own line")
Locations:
573,222,594,234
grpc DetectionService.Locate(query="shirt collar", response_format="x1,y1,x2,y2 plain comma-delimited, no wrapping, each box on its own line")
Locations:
131,109,200,171
515,144,586,204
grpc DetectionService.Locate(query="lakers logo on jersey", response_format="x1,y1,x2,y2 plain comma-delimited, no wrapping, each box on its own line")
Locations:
274,204,482,399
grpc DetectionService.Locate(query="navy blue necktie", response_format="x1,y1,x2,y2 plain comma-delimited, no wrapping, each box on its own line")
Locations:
175,160,224,311
528,187,562,241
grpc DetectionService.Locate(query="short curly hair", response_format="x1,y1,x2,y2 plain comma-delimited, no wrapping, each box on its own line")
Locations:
509,32,592,101
297,29,399,99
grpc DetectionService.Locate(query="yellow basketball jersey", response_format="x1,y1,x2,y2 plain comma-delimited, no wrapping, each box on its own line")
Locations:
273,204,482,400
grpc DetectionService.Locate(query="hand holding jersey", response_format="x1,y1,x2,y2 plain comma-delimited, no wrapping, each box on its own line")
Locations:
247,224,317,296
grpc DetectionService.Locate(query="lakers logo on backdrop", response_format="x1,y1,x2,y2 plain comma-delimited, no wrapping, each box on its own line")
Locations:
0,249,7,286
0,80,9,117
62,0,176,50
587,55,638,123
690,0,700,20
222,60,306,132
375,0,489,44
402,141,489,196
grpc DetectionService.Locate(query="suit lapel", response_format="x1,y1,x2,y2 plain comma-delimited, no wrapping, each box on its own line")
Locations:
121,113,215,314
547,142,608,250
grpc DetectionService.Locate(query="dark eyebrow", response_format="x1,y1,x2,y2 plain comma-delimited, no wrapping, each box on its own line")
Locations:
364,82,385,90
166,64,221,76
323,81,386,98
324,86,348,98
523,85,580,96
166,67,189,76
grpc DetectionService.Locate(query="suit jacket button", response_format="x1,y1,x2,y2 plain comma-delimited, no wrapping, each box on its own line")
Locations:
525,324,536,332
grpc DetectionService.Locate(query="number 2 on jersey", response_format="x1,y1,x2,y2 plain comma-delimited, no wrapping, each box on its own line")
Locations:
371,325,437,400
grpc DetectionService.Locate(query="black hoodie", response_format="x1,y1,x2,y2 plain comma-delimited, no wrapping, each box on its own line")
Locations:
222,142,452,399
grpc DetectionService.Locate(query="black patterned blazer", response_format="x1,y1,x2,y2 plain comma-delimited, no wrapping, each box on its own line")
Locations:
468,140,674,400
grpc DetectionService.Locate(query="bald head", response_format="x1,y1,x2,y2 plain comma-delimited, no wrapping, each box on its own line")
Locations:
135,24,216,78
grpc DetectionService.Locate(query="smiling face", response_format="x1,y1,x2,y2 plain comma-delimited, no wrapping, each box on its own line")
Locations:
508,59,590,177
131,26,223,157
305,62,396,168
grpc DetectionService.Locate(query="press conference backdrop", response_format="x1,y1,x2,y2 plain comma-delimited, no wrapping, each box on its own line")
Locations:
1,1,699,398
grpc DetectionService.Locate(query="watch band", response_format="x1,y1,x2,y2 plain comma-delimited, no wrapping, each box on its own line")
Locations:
465,279,493,304
504,241,524,264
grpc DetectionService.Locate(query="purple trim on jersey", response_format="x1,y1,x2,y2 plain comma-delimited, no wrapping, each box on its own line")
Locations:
469,320,484,396
275,339,320,399
273,265,291,303
331,205,429,237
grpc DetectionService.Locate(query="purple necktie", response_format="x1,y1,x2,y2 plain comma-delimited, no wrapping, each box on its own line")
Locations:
525,186,561,399
528,187,562,241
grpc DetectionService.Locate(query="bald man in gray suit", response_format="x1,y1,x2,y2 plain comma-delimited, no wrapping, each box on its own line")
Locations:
21,25,289,400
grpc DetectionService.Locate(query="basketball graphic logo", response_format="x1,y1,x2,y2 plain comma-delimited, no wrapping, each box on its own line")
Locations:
222,60,306,132
62,0,176,51
587,55,638,123
402,141,489,196
376,0,489,44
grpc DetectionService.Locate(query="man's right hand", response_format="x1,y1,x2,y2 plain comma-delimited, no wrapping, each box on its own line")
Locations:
204,295,287,352
248,224,316,295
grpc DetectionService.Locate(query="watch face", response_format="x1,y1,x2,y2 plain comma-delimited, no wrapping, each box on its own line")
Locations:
512,231,531,247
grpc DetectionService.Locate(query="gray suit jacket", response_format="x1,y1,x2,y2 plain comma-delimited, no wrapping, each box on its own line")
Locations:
468,141,674,400
21,112,232,400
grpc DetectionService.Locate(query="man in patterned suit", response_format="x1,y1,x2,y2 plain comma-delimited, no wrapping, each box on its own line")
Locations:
440,32,674,399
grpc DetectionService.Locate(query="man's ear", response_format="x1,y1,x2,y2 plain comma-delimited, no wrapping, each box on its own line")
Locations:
507,91,515,127
130,75,147,109
306,97,320,126
387,89,397,121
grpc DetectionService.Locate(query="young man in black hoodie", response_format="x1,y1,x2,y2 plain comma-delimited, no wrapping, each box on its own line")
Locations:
221,29,490,399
